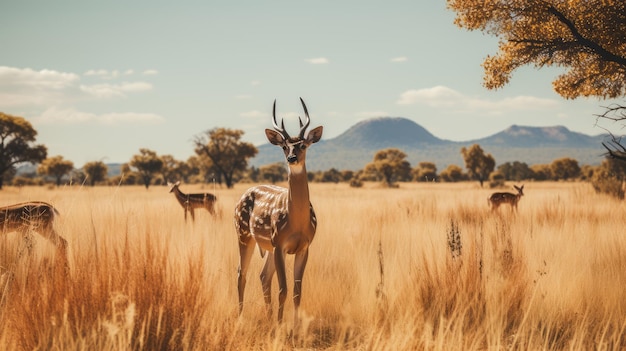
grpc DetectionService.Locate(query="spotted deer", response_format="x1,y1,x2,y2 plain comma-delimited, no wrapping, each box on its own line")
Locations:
0,201,69,269
234,98,323,324
489,185,524,211
168,181,217,221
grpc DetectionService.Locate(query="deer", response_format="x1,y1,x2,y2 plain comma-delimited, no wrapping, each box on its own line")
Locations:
489,185,524,212
168,181,217,221
234,98,323,324
0,201,69,270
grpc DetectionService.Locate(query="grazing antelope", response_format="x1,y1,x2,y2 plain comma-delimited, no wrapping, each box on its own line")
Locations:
489,185,524,212
234,98,323,323
0,201,68,269
168,181,217,221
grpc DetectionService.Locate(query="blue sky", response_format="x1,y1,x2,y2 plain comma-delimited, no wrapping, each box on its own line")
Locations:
0,1,614,167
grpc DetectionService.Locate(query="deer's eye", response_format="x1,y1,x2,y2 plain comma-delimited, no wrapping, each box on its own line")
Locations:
300,144,307,150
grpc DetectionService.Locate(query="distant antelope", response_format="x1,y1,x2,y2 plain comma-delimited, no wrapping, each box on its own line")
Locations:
234,98,323,324
168,181,217,221
0,201,69,269
489,185,524,211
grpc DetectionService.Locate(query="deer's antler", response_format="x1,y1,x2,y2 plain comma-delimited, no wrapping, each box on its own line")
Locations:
298,97,311,139
272,99,290,140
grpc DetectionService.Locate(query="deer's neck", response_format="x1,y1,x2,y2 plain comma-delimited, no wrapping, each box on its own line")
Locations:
287,166,310,217
173,187,188,203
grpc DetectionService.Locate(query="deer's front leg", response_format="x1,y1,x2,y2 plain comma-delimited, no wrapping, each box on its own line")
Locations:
274,248,288,323
293,249,309,324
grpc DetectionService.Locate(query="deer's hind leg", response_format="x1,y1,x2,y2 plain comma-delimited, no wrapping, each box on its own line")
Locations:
38,223,69,273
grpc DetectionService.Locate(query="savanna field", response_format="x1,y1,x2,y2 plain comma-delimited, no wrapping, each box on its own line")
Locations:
0,182,625,350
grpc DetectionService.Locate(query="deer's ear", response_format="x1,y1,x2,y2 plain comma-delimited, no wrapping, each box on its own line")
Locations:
306,126,323,144
265,129,284,145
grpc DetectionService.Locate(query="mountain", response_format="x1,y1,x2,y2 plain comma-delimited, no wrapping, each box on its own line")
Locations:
330,117,447,149
250,117,609,171
471,125,602,148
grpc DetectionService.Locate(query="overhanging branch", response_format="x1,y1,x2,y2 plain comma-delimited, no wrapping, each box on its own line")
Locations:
546,5,626,68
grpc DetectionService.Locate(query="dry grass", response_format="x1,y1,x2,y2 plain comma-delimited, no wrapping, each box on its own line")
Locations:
0,181,625,350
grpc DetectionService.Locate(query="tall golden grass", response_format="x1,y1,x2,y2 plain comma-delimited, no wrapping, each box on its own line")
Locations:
0,181,625,350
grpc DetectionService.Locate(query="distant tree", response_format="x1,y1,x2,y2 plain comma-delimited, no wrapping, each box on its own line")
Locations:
130,148,164,189
488,171,506,188
497,161,533,181
349,170,364,188
461,144,495,187
83,161,108,186
117,163,140,185
320,168,342,183
0,112,47,189
439,164,466,182
38,155,74,186
259,163,287,184
412,161,438,182
579,164,595,181
340,170,355,182
530,164,552,181
366,148,412,187
590,158,626,199
550,157,581,180
194,128,257,188
449,0,626,158
245,166,261,183
161,155,191,184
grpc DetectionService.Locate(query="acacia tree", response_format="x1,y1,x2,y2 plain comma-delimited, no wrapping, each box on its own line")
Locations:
259,163,287,184
366,148,412,187
550,157,581,180
193,128,257,188
83,161,108,186
0,113,47,189
160,155,191,184
439,164,466,182
448,0,626,158
413,161,438,182
130,148,164,189
461,144,495,187
38,156,74,186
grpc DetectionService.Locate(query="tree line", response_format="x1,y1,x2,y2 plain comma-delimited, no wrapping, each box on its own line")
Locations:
2,112,625,199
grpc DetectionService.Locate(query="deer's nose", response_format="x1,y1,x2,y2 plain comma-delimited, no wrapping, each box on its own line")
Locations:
287,154,297,164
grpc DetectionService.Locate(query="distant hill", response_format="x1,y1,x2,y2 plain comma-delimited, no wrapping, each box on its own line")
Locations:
250,117,609,171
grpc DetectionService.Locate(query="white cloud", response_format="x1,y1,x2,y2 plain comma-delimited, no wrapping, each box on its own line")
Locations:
305,57,329,65
0,66,79,90
83,69,121,80
397,86,464,106
0,66,162,126
0,66,80,107
235,94,253,99
143,69,159,75
397,85,558,114
80,82,153,98
390,56,408,63
34,107,165,126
